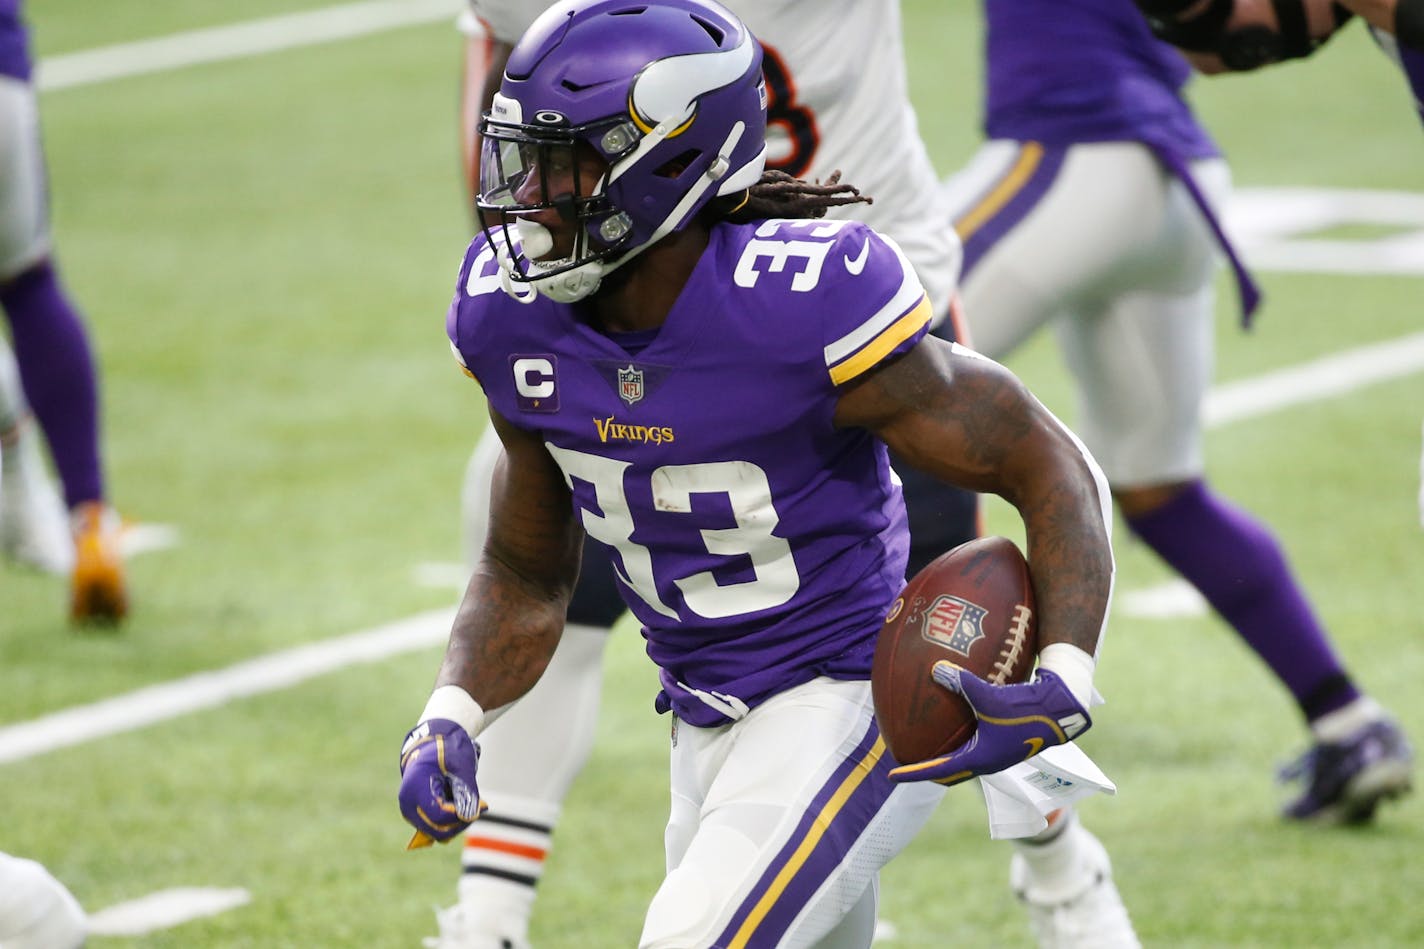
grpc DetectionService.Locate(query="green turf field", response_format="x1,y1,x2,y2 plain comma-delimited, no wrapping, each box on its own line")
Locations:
2,1,1422,945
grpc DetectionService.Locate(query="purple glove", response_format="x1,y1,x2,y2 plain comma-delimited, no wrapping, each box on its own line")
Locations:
887,664,1091,787
398,718,486,848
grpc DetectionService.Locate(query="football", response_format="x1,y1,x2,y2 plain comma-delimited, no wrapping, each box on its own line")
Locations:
871,535,1038,765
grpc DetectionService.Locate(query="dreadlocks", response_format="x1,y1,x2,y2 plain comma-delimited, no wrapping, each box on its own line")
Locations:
713,169,872,224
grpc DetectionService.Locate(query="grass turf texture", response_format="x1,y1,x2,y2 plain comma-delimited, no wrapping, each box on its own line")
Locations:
2,0,1422,945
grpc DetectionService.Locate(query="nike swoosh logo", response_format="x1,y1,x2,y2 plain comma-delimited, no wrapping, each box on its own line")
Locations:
844,237,870,275
1022,737,1045,758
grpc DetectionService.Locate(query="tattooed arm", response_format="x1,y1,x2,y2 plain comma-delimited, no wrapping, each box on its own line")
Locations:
833,337,1112,660
435,406,583,711
398,407,582,846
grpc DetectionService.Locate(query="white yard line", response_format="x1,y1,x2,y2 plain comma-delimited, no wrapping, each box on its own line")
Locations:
0,608,453,765
87,888,252,937
1204,330,1424,429
35,0,461,92
122,522,180,557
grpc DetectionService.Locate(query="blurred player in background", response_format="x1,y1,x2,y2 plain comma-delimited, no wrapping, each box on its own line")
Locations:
1,339,70,572
1135,0,1424,545
1133,0,1423,123
940,0,1412,828
0,851,85,949
0,0,127,623
440,1,1138,946
400,4,1123,946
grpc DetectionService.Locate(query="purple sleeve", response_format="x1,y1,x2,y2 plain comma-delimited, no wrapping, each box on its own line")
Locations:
811,224,932,387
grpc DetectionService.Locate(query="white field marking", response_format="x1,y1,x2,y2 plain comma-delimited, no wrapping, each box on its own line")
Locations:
1117,578,1209,620
87,888,252,937
35,0,462,92
0,607,453,765
1203,331,1424,429
122,522,180,558
1229,187,1424,277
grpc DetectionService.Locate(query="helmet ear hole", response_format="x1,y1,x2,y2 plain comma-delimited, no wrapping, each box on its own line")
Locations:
654,149,703,179
689,15,725,43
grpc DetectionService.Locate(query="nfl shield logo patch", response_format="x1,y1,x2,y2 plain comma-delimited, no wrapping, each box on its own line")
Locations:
617,364,644,405
921,594,987,657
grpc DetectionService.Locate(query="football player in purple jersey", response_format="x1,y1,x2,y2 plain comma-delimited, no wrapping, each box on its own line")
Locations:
438,3,1136,948
0,0,127,623
398,1,1122,945
939,0,1412,832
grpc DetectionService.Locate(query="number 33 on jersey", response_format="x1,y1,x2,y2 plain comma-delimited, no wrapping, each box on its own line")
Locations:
447,218,932,725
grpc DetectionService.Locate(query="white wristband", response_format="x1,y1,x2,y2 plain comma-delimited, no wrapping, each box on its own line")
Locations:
418,685,487,739
1037,643,1096,710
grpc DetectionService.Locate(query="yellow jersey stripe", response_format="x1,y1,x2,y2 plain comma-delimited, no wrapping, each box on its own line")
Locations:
823,234,925,366
725,736,888,949
827,297,931,387
954,142,1043,242
450,340,479,383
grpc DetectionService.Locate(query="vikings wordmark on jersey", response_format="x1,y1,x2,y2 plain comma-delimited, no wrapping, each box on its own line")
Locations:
449,217,931,726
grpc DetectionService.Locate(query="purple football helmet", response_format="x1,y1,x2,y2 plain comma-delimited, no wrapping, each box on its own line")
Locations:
477,0,767,302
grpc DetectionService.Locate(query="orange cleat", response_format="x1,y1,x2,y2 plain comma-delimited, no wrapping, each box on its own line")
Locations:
69,501,128,625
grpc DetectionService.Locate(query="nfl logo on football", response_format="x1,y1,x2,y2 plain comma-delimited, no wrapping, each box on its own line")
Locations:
922,594,987,657
618,364,644,405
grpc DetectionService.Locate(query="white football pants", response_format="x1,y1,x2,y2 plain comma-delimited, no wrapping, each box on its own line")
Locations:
640,677,945,949
944,140,1231,488
0,77,51,281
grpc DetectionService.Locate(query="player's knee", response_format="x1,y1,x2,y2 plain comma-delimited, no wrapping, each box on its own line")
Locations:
640,825,760,948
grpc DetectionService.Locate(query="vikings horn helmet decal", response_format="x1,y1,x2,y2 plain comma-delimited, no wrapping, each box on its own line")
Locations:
476,0,768,303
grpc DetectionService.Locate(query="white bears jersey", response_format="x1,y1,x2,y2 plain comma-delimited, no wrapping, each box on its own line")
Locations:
465,0,962,321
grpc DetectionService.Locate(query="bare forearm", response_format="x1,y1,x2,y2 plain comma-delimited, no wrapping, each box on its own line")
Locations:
435,408,581,711
436,556,570,710
1009,436,1114,658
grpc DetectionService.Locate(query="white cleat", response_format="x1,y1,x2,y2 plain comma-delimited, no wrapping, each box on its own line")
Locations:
0,427,74,574
1011,826,1140,949
423,903,532,949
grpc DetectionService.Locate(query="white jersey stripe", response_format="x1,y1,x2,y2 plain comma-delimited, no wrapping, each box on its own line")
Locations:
822,235,925,367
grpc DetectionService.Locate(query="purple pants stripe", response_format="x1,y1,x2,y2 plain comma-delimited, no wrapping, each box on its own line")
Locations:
715,717,896,948
955,141,1067,281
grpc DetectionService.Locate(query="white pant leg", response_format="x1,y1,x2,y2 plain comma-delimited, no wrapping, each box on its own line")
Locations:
460,422,505,566
0,78,49,281
642,679,944,949
0,336,24,431
950,140,1230,486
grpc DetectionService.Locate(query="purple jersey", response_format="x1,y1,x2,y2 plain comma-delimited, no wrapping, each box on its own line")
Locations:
983,0,1216,159
0,0,29,83
1405,48,1424,127
448,219,932,726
